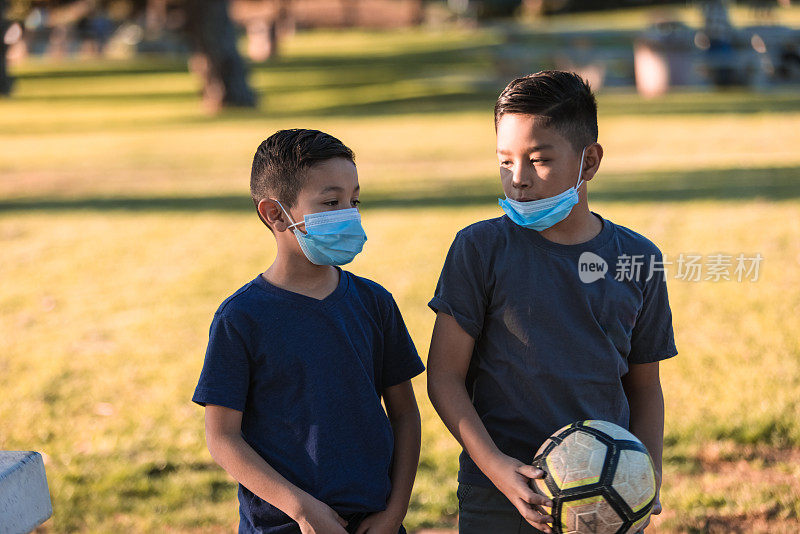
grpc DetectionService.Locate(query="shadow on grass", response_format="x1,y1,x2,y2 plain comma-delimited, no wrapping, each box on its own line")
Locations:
11,47,800,118
1,166,798,213
12,46,488,81
11,59,189,80
11,46,496,106
10,88,499,120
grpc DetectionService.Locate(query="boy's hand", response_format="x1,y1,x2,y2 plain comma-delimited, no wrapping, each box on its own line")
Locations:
637,481,662,533
295,497,348,534
354,509,403,534
652,493,663,515
486,454,554,533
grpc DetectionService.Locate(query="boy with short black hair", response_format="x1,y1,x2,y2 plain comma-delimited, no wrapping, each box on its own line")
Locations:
193,129,424,534
427,71,677,533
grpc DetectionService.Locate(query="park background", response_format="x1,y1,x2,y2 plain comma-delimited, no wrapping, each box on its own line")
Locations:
1,0,799,532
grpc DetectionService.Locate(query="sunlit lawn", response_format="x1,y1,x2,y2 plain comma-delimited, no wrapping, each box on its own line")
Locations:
2,17,800,533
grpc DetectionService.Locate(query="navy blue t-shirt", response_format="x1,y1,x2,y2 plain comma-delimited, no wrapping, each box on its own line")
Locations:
193,269,424,533
429,214,677,488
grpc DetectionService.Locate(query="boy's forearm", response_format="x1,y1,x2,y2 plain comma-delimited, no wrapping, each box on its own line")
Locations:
427,371,506,478
383,410,422,520
207,431,313,521
626,381,665,481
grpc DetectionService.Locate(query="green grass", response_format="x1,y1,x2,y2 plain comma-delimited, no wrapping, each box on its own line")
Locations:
2,18,800,533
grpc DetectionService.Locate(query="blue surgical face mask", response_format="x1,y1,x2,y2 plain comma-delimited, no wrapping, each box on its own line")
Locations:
274,200,367,266
499,146,588,231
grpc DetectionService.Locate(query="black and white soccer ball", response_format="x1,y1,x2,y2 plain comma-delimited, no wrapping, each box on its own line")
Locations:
531,420,657,534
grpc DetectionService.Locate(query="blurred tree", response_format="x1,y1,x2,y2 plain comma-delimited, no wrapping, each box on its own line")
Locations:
184,0,256,110
1,0,11,95
4,0,257,109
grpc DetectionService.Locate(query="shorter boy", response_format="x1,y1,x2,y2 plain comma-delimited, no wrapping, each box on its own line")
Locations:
193,129,424,534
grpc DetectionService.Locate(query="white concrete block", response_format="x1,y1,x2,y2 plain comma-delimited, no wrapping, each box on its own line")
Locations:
0,452,52,534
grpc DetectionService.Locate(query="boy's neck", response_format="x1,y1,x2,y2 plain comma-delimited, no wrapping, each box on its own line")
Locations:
262,253,340,300
537,204,602,245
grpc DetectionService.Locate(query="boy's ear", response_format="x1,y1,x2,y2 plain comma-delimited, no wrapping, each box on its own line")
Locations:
257,199,289,232
581,143,604,182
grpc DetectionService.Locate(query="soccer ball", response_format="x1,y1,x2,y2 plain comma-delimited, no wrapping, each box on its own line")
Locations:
531,420,657,534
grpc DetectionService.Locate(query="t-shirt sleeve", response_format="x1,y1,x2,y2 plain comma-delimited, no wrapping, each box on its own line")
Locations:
192,313,250,411
428,231,487,339
380,297,425,389
628,251,678,364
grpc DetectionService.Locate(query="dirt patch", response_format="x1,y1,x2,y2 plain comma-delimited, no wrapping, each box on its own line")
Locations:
695,441,800,467
653,442,800,533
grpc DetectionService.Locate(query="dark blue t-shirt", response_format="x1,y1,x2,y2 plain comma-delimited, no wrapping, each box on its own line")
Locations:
193,269,424,533
429,214,677,488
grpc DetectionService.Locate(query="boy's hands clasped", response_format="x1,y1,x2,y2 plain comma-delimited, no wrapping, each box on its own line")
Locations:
353,509,404,534
487,453,554,533
295,496,348,534
295,496,404,534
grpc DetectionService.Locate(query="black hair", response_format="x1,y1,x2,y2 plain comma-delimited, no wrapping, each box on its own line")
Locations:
494,71,598,153
250,129,355,214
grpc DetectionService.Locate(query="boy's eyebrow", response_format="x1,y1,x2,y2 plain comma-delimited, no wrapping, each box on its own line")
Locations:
319,185,360,194
496,144,554,154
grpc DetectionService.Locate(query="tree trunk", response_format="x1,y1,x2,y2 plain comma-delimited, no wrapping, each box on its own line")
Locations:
343,0,358,27
1,0,12,96
185,0,256,110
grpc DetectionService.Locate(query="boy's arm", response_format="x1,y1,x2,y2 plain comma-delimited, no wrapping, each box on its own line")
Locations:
355,380,421,534
622,361,665,528
426,312,553,533
204,404,348,534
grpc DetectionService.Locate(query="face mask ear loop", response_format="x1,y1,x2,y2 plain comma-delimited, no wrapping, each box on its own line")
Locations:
575,146,588,191
272,199,305,232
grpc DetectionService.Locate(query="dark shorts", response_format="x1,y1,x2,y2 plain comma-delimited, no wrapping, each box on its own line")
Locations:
240,510,406,534
457,483,545,534
343,512,407,534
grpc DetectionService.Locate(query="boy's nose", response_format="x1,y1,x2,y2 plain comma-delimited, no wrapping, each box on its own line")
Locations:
511,166,533,189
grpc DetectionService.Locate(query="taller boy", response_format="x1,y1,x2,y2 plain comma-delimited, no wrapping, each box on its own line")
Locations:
427,72,677,533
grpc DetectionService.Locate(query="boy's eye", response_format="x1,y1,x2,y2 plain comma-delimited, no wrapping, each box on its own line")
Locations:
324,200,338,206
531,158,548,164
351,199,361,207
499,160,512,167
